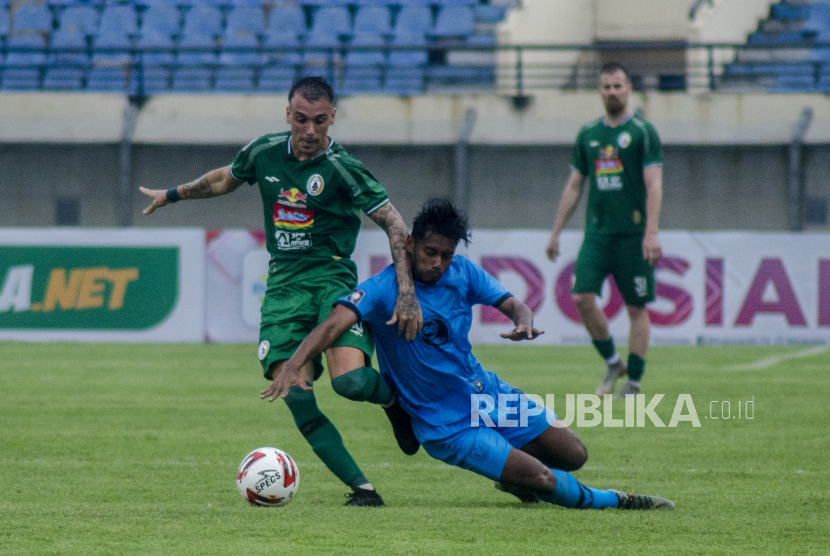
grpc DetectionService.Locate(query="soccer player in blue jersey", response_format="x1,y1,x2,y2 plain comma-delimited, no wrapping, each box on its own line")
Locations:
265,199,674,510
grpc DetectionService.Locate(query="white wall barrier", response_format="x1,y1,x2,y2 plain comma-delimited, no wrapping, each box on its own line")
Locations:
206,230,830,346
0,229,205,342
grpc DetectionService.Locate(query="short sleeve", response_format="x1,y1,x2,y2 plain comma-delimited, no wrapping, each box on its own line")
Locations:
569,127,589,176
335,267,396,324
229,136,264,184
642,123,663,167
460,257,511,307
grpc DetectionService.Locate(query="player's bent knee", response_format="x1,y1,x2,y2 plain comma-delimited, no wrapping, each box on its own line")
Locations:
331,368,371,401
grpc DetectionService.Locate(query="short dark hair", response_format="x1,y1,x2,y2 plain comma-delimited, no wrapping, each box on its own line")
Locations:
600,61,630,81
289,76,335,104
412,198,472,247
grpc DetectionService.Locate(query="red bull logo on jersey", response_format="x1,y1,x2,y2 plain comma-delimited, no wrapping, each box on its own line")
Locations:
277,188,308,208
273,206,314,229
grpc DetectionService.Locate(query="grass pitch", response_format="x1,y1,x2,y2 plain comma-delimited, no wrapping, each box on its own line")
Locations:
1,341,828,555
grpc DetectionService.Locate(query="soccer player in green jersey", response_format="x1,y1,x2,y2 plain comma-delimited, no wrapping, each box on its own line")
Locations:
546,62,664,400
140,76,422,506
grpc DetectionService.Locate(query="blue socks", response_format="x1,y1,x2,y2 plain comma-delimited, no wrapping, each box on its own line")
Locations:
535,469,619,509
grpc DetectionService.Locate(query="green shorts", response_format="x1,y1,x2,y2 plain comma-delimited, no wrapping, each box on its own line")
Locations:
572,233,655,306
257,273,374,381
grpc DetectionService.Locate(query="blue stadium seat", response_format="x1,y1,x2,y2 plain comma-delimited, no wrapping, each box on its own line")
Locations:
266,5,307,36
92,33,132,64
87,66,128,91
771,2,810,20
136,32,175,65
219,33,261,65
98,4,138,36
225,6,264,36
0,7,11,36
140,5,181,36
303,33,341,66
309,6,351,37
49,30,89,64
432,5,474,38
49,0,104,6
134,0,187,7
473,4,508,24
384,66,425,94
12,4,54,33
435,0,477,4
6,34,47,66
353,5,392,36
394,5,433,37
43,66,85,90
58,5,99,34
2,68,41,90
345,33,385,66
182,5,222,37
131,65,171,94
428,64,493,87
176,33,217,65
388,32,427,66
466,33,497,47
171,66,212,91
263,31,302,65
258,64,297,92
215,66,255,91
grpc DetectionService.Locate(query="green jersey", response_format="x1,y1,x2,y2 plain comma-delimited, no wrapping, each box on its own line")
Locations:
230,132,389,285
570,114,662,235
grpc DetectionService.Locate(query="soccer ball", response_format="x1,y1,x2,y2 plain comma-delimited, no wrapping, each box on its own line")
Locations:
236,447,300,507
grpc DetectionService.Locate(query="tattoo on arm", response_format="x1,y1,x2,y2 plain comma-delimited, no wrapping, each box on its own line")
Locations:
179,176,215,200
370,204,414,292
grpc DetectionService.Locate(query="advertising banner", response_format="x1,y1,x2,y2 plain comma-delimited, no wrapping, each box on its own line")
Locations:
206,229,829,346
0,229,204,342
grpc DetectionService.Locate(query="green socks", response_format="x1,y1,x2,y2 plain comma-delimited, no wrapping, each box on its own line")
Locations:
627,353,645,381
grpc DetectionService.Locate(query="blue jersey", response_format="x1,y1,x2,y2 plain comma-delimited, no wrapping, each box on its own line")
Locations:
336,255,512,435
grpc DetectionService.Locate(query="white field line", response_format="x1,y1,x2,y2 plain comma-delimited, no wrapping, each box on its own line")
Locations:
723,345,829,371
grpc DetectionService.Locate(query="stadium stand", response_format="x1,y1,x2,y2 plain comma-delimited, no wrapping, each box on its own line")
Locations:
0,0,515,94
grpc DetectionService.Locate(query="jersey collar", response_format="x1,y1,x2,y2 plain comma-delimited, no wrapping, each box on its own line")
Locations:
601,113,634,128
287,135,334,161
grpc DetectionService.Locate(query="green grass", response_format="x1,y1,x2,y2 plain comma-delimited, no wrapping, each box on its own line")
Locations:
1,342,828,555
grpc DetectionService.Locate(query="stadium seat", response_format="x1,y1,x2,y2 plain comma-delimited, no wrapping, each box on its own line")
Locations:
435,0,478,4
394,5,433,37
353,5,392,36
263,31,302,65
258,64,297,92
466,33,497,47
0,7,8,37
309,6,351,37
225,6,265,36
49,30,90,64
345,33,386,66
87,66,128,91
427,64,493,88
176,33,217,65
12,4,54,33
473,4,508,24
98,4,138,36
214,66,255,92
266,5,307,36
5,34,47,66
58,5,99,34
432,6,474,38
131,65,171,94
92,33,132,64
219,33,261,66
134,0,187,7
182,5,223,37
43,66,85,90
171,66,212,91
136,32,175,65
384,66,425,94
303,33,341,66
140,4,182,36
1,68,41,90
388,32,427,67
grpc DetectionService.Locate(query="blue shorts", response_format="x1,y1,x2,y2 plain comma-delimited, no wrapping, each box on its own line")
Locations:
420,382,557,482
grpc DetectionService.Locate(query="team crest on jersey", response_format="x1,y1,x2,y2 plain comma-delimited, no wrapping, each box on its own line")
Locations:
306,174,324,196
347,290,366,306
258,340,270,361
617,132,632,149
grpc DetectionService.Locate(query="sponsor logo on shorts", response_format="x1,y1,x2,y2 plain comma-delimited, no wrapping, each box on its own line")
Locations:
306,174,324,196
469,442,489,462
350,322,364,337
634,276,648,297
258,340,270,361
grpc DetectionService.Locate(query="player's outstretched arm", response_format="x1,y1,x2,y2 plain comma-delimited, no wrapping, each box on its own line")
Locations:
140,166,244,215
496,297,544,341
546,170,585,261
261,305,358,401
368,202,423,341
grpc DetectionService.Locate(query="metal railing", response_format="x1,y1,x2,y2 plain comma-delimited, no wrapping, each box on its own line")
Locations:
1,41,827,96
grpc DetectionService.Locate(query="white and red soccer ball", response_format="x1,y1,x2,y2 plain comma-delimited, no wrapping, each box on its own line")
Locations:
236,447,299,507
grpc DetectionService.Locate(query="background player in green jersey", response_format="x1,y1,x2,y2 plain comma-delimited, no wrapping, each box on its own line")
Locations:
140,76,422,506
546,62,664,399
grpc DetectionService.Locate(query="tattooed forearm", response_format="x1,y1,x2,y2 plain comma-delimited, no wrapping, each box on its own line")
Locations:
179,175,216,200
370,203,413,288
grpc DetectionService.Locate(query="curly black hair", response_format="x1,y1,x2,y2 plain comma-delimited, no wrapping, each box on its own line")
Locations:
411,198,472,247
